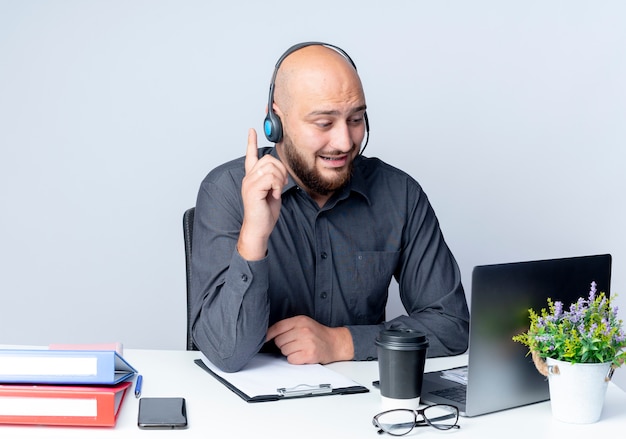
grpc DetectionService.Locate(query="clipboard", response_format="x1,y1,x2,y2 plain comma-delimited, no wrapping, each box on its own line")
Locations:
194,353,369,403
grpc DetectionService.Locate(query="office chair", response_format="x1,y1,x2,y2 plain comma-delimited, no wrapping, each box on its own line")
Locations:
183,207,198,350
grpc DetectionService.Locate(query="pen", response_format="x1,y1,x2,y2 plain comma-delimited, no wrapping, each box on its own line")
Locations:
134,374,143,398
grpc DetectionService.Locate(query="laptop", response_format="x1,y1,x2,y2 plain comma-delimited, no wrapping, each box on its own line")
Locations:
420,254,612,417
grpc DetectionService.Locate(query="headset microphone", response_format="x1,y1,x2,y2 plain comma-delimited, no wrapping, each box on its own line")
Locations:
263,42,370,153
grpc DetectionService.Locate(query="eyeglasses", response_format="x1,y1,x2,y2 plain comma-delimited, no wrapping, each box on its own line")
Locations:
372,404,460,436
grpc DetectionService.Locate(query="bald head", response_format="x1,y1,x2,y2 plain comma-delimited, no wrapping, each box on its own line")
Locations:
273,45,365,115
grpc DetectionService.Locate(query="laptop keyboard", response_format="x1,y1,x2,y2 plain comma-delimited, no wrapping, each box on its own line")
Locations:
429,385,467,404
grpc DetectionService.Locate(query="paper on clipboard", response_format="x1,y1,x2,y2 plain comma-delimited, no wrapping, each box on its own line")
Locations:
194,353,369,402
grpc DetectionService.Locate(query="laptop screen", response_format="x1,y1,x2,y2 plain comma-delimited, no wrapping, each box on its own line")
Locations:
422,254,612,417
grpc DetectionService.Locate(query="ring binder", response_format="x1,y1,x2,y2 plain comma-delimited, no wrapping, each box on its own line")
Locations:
277,383,332,397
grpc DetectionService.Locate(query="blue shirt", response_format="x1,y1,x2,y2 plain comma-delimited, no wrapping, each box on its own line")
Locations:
190,147,469,372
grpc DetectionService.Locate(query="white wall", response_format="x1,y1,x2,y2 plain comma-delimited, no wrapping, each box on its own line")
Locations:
1,1,625,388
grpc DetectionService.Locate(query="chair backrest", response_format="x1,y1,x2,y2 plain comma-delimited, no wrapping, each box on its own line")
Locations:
183,207,197,350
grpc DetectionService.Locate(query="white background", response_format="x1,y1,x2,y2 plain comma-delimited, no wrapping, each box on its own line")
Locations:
1,1,624,389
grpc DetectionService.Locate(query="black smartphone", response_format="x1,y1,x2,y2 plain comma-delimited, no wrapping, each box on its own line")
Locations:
137,397,188,429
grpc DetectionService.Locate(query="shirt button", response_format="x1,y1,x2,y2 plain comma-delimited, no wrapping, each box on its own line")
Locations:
320,292,327,299
320,252,328,260
241,274,248,282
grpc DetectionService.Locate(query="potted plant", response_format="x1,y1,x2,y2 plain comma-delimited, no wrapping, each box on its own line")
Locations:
512,281,626,424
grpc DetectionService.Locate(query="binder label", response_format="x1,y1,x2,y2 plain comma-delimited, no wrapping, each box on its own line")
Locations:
0,356,98,376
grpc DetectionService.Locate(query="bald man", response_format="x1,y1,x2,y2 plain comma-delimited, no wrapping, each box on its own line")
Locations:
190,43,469,372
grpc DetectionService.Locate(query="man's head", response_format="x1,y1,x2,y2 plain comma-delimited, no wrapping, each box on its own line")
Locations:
266,43,368,201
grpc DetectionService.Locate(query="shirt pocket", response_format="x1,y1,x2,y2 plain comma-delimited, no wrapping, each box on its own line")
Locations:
350,251,400,323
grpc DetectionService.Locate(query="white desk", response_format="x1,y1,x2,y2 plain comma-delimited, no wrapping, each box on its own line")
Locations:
2,349,626,438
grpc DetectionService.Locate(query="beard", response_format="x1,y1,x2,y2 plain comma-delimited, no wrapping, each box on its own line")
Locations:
281,133,355,196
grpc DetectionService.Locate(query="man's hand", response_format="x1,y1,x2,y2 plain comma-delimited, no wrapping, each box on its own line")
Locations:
266,316,355,365
238,128,288,261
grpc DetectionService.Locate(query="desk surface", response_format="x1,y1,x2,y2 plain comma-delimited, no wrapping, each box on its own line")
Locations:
2,349,626,438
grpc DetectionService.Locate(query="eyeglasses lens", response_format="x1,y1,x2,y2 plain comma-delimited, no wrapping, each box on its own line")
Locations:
423,404,459,429
375,409,415,436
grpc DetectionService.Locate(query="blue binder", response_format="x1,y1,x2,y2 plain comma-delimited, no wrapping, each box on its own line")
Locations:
0,349,137,385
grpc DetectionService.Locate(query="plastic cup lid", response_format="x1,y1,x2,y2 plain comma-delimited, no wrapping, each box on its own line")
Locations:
375,328,429,349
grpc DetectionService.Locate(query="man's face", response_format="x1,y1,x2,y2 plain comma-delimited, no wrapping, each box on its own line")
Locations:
275,60,367,198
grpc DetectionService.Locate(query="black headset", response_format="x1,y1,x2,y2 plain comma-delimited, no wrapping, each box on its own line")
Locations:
263,41,370,153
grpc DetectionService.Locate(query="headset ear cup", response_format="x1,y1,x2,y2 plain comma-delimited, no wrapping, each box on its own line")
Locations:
264,110,283,143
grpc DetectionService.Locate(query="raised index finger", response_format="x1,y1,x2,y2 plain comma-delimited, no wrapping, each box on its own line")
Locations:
244,128,258,174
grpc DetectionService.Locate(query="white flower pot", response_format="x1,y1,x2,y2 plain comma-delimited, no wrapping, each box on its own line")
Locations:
546,357,612,424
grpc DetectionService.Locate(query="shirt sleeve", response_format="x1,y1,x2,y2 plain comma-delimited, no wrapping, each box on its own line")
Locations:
189,176,271,372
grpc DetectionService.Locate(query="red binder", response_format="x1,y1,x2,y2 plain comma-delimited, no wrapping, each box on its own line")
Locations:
0,381,131,427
